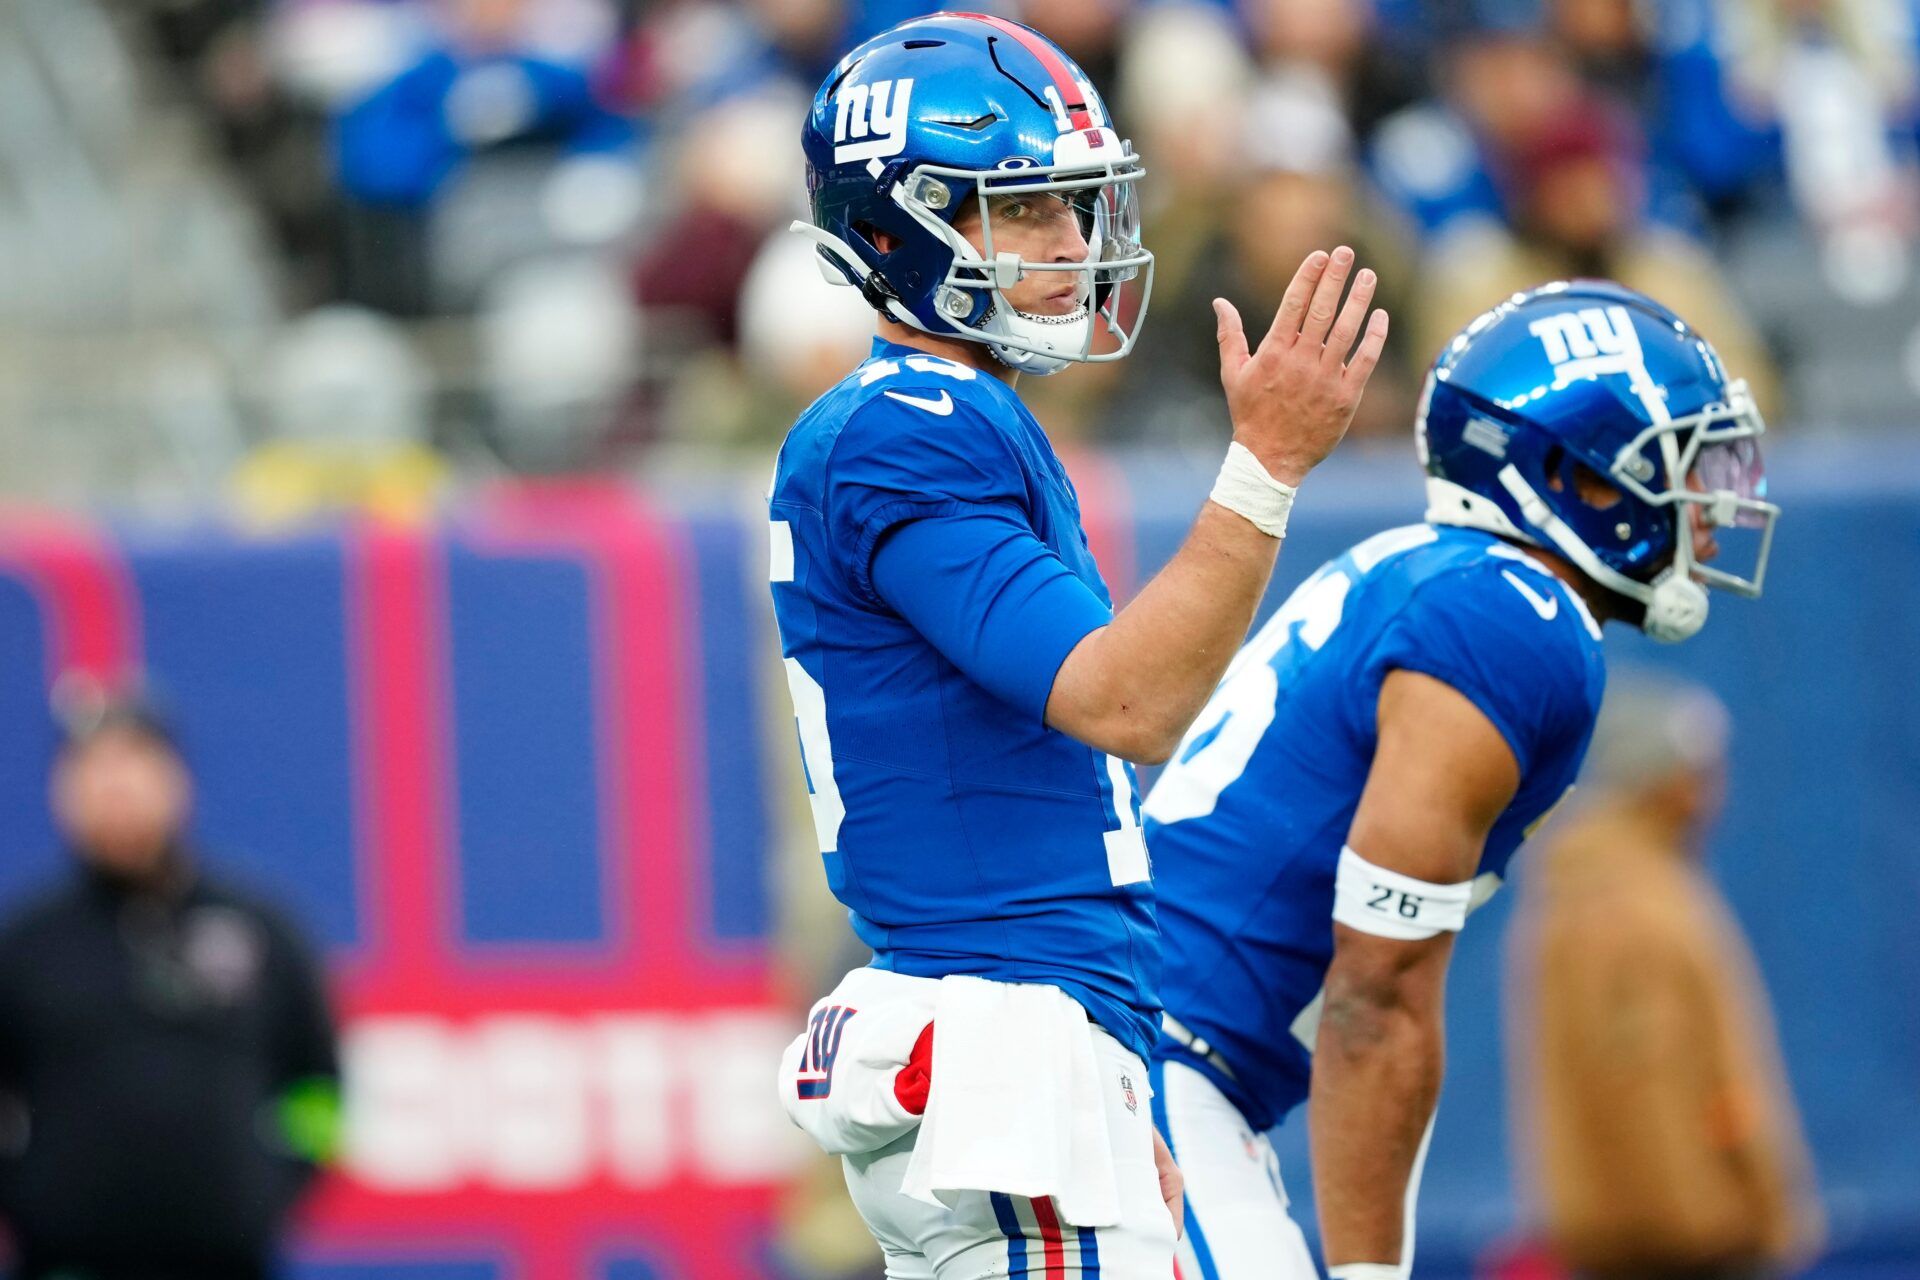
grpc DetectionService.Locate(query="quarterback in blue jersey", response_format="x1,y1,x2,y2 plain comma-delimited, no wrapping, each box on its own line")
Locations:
767,13,1390,1279
1142,282,1780,1280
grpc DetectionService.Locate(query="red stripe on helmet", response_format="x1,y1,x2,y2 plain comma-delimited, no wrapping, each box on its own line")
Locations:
956,12,1094,131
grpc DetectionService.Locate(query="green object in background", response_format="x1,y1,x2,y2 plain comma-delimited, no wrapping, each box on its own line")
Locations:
276,1076,342,1165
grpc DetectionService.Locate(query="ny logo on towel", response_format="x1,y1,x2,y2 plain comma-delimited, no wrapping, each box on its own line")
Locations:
796,1004,857,1099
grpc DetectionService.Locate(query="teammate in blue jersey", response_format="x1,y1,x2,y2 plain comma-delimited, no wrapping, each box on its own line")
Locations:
767,13,1390,1278
1142,282,1780,1280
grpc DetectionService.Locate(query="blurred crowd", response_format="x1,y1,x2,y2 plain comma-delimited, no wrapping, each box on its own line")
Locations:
120,0,1920,503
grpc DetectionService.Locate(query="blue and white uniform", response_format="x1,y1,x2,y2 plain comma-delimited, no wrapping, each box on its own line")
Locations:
770,340,1174,1277
1141,523,1606,1280
776,7,1182,1273
769,337,1158,1052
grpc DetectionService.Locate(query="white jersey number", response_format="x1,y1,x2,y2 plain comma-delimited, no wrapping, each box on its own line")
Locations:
771,518,846,854
1143,525,1439,826
1143,568,1350,825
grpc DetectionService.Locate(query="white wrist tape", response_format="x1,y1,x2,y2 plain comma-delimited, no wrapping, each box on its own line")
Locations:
1328,1265,1404,1280
1332,845,1474,941
1209,441,1297,538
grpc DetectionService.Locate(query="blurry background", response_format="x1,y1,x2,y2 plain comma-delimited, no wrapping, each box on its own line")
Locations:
0,0,1913,1276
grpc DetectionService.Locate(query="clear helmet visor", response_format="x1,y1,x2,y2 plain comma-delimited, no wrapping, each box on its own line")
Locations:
974,165,1145,310
1611,380,1780,599
1693,434,1768,529
1066,178,1143,300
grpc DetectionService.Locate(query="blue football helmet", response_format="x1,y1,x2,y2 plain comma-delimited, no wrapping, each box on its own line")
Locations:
1416,281,1778,642
793,13,1152,375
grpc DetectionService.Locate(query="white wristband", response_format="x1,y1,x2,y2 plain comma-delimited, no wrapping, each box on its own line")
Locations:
1328,1266,1403,1280
1209,441,1297,538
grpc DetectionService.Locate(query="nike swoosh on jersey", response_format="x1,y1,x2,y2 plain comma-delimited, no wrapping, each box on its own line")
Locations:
882,390,954,415
1500,569,1560,621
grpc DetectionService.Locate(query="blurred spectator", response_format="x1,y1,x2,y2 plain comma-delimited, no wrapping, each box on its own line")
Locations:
632,86,809,352
1507,673,1823,1280
330,0,633,312
482,253,644,467
1242,0,1429,135
1662,0,1920,426
1110,75,1418,441
231,304,449,525
1016,0,1130,100
1410,97,1781,413
0,685,340,1280
616,0,864,116
1116,3,1254,211
1656,0,1919,245
661,230,877,450
1549,0,1653,98
1370,24,1583,240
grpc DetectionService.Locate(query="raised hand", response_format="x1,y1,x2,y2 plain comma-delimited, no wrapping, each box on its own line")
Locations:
1214,246,1389,488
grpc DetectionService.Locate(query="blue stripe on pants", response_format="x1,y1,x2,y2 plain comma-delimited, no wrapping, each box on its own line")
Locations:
1149,1059,1221,1280
1078,1225,1099,1277
991,1191,1030,1279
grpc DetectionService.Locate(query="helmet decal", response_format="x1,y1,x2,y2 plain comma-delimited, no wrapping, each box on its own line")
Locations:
832,79,915,169
1418,282,1780,643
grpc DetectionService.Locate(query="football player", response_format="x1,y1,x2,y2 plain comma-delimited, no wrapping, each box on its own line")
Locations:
767,13,1388,1278
1141,282,1780,1280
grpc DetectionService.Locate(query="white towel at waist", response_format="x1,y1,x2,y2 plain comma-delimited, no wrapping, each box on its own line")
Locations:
900,974,1121,1227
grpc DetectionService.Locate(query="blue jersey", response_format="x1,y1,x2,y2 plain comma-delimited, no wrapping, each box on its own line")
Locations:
1143,524,1606,1127
768,338,1159,1059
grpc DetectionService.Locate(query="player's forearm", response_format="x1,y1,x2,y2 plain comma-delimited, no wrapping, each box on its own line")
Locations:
1309,979,1444,1268
1046,502,1279,763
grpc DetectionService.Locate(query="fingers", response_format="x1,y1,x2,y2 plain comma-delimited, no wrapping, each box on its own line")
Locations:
1152,1126,1185,1238
1214,297,1249,382
1293,244,1354,346
1323,266,1376,364
1342,308,1391,389
1266,250,1329,346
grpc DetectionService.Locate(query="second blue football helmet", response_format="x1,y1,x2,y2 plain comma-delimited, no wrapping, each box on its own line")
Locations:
1417,281,1778,642
793,13,1152,375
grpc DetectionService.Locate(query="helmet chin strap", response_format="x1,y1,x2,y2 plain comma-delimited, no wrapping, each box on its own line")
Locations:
1496,465,1709,643
788,221,933,330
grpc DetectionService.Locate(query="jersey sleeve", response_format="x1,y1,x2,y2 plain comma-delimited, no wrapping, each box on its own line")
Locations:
1372,565,1596,779
870,508,1112,723
823,395,1032,606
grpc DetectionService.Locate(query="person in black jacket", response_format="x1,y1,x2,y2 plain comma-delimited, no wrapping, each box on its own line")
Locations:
0,689,341,1280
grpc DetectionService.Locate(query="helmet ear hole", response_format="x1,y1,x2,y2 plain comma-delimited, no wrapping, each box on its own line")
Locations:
1570,464,1624,510
1543,446,1623,510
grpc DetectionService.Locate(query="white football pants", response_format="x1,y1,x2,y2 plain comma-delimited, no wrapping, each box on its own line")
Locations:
1148,1057,1320,1280
841,1025,1179,1279
1150,1056,1434,1280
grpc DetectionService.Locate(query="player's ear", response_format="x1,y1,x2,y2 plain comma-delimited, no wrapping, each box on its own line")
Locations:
1570,464,1622,509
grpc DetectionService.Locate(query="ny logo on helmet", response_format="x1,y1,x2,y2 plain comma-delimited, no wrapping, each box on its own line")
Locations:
1528,305,1654,393
834,78,915,165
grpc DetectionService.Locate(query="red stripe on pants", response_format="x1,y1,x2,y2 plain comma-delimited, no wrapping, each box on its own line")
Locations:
1030,1196,1068,1279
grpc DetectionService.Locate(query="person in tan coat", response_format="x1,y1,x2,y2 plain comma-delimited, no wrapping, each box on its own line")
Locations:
1508,673,1823,1280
